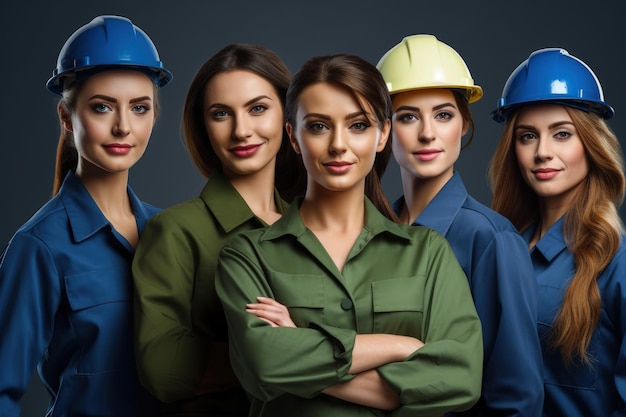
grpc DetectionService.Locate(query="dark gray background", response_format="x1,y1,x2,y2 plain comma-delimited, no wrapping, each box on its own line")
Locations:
2,1,624,415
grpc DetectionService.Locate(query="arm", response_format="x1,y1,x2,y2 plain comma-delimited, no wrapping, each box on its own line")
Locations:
376,230,483,416
132,214,210,402
0,234,59,416
248,296,422,409
215,234,358,401
472,231,544,417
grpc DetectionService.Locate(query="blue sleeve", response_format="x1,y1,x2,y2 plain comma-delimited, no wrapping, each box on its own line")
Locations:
468,230,544,417
609,250,626,417
0,233,60,416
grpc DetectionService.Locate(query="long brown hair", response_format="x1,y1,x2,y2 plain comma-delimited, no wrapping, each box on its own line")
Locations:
182,43,305,202
489,106,625,364
284,54,397,221
52,74,160,195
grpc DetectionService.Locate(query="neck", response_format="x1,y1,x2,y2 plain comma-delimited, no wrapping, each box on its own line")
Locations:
76,169,132,218
299,182,365,233
226,164,280,224
399,167,453,224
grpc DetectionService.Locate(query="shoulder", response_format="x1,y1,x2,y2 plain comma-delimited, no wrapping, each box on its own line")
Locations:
453,195,522,239
145,197,209,228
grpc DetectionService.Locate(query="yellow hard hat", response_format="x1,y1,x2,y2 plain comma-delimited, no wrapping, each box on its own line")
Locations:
376,34,482,103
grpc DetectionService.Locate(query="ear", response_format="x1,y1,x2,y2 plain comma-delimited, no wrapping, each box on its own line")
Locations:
58,102,73,132
462,119,470,136
376,119,391,152
285,122,301,154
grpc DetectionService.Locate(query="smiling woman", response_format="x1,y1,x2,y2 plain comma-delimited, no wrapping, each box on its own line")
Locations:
489,47,626,417
215,53,484,417
0,15,172,417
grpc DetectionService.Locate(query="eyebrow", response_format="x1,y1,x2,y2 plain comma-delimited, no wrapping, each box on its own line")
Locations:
514,120,575,131
207,95,274,110
301,110,367,122
394,102,457,113
88,94,152,103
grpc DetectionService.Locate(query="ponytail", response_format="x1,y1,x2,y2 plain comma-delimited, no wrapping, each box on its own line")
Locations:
53,128,77,195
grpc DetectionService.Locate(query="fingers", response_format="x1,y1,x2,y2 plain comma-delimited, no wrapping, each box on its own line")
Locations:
246,296,296,328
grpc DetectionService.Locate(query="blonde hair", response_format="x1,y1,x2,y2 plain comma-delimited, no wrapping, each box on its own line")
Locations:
489,106,625,364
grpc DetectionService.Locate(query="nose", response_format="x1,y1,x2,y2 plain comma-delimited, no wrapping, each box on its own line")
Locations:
329,128,348,155
535,137,554,161
418,118,435,143
233,114,253,140
113,112,130,137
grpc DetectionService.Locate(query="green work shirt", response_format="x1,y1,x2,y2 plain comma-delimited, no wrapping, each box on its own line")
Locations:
215,197,483,417
132,171,287,413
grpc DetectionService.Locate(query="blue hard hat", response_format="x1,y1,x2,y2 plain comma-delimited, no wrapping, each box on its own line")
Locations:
491,48,613,123
46,15,173,95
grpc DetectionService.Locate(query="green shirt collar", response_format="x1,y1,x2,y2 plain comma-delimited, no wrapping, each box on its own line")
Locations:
261,196,413,243
200,170,288,233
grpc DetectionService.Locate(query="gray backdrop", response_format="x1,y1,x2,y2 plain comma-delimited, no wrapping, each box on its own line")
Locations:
1,1,624,415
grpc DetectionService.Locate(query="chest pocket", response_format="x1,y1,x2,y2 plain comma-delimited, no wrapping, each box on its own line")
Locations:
372,277,424,338
538,284,598,390
268,271,325,327
64,267,133,373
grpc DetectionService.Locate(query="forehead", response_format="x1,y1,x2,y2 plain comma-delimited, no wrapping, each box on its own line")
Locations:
392,88,456,108
296,82,369,115
204,70,277,104
78,69,155,96
515,104,573,126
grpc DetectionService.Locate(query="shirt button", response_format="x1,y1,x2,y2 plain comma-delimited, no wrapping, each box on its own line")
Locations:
341,298,353,310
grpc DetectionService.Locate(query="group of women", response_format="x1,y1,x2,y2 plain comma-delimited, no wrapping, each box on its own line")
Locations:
0,14,623,417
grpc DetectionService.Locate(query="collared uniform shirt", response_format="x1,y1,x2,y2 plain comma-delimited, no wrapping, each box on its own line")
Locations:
394,172,544,417
216,197,484,417
133,171,287,416
0,172,159,417
524,217,626,417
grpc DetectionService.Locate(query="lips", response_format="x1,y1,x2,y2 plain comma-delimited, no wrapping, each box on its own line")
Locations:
230,144,262,157
323,161,353,174
413,148,441,162
103,143,132,155
532,168,560,180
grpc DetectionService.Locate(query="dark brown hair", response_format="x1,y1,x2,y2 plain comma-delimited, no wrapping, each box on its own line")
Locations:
285,54,397,220
182,43,304,202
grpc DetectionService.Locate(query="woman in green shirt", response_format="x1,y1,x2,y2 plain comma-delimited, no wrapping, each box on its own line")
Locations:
215,54,483,416
132,44,304,416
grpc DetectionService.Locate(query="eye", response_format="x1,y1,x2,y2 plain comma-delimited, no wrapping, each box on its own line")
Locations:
132,104,151,114
435,111,453,120
250,104,268,114
350,121,370,131
396,112,417,123
211,109,230,120
554,130,572,140
92,103,111,113
306,122,328,133
517,132,537,143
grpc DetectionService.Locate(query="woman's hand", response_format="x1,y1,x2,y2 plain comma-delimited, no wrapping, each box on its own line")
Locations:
246,296,296,327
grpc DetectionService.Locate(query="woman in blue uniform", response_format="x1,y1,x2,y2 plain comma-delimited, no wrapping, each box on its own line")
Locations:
376,34,543,417
216,53,483,416
489,47,626,417
0,15,172,417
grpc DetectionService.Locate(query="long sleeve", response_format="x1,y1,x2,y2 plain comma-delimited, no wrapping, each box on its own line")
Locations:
468,230,543,417
133,212,211,402
0,233,59,417
376,230,483,417
215,233,356,402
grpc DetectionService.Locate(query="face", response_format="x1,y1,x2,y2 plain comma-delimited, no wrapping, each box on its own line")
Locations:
286,82,389,193
514,104,589,206
203,70,284,179
391,88,467,185
64,69,156,177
